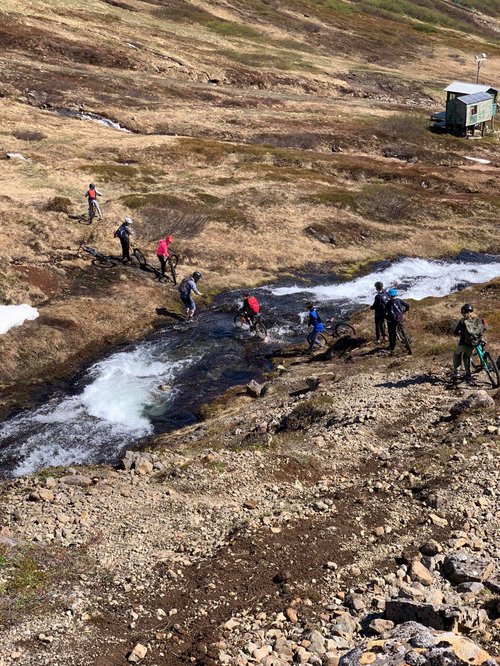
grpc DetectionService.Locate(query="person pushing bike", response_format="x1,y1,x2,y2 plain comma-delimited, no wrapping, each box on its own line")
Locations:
240,292,259,325
370,281,389,343
85,183,103,220
156,235,174,278
179,271,204,319
114,217,133,263
384,289,409,354
452,304,487,384
306,302,324,354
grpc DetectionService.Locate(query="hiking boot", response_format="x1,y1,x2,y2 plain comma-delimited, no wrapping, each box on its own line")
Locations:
465,374,474,384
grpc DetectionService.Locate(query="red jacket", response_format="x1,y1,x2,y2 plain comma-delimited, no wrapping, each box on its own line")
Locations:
245,296,259,314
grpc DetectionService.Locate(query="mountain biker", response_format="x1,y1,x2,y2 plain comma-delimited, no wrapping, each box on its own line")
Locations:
179,271,204,319
240,292,260,325
452,304,487,384
384,289,409,354
306,302,324,354
156,234,174,278
114,217,133,263
85,183,103,220
370,281,389,343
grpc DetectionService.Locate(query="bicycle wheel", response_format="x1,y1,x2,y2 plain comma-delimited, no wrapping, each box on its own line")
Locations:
482,352,500,388
92,257,117,268
88,203,95,224
168,257,177,286
234,314,250,331
334,322,356,337
471,348,482,372
396,324,412,355
169,253,179,268
133,248,147,267
316,333,328,347
254,321,267,340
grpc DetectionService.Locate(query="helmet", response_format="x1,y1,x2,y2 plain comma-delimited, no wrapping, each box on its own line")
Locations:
89,183,95,189
306,302,315,309
166,235,173,243
388,288,398,297
243,292,250,298
461,303,474,314
193,271,202,281
374,281,383,290
124,216,133,225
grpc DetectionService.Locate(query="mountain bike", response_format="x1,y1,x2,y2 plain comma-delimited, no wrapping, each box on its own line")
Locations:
471,340,500,388
88,199,102,223
132,248,178,284
325,317,356,339
234,312,267,340
79,244,117,268
396,321,412,355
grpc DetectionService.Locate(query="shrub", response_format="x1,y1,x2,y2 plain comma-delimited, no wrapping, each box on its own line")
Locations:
136,207,209,242
378,113,427,143
13,130,46,142
44,196,72,213
358,184,417,221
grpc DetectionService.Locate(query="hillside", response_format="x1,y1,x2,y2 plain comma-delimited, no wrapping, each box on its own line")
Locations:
1,2,500,664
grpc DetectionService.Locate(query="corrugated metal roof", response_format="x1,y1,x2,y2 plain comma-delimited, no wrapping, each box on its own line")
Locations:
444,81,493,95
457,92,492,105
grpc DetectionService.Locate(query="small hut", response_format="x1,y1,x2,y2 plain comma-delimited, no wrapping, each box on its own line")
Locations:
444,81,498,136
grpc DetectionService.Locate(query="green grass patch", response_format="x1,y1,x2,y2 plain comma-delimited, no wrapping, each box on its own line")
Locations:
308,189,359,209
86,163,140,182
120,193,187,210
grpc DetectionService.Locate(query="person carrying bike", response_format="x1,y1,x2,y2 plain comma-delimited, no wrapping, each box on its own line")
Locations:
370,281,389,343
179,271,204,319
384,289,409,354
85,183,103,220
114,217,133,263
306,302,324,354
240,292,259,325
452,304,487,384
156,235,174,278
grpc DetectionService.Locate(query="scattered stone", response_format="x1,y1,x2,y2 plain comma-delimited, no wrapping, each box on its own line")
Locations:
224,618,239,630
369,618,394,635
442,551,494,585
60,475,93,487
243,499,258,510
449,390,495,418
246,380,265,398
135,456,154,476
429,513,448,527
38,489,55,502
457,582,484,594
410,559,433,586
285,607,298,624
7,152,27,161
128,643,148,663
420,540,442,557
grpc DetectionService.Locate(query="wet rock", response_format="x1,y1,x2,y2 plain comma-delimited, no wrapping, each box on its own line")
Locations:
339,621,496,666
449,390,495,418
442,551,495,585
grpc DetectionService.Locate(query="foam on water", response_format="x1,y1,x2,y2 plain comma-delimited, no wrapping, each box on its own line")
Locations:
0,345,191,476
269,257,500,304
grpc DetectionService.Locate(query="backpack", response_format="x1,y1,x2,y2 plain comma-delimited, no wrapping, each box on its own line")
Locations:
114,225,126,239
88,188,96,200
464,318,483,346
247,296,259,314
179,277,191,297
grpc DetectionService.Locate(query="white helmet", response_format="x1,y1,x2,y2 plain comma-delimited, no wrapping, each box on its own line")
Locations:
124,216,133,225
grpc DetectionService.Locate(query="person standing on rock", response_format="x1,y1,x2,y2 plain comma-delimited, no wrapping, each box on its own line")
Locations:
370,281,389,343
178,271,204,319
384,289,409,354
156,234,174,278
306,302,324,354
114,217,133,263
452,304,487,384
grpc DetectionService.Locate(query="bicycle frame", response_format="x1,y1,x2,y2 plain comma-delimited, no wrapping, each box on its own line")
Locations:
473,341,487,367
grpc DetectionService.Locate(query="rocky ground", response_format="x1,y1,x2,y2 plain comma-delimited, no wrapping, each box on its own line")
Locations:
1,321,499,665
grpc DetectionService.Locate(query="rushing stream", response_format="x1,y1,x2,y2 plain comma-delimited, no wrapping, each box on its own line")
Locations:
1,253,500,478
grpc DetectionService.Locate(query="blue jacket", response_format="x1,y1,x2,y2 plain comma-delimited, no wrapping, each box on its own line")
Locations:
308,309,324,333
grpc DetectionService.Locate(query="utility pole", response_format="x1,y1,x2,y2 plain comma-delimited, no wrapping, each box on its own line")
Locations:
475,53,487,84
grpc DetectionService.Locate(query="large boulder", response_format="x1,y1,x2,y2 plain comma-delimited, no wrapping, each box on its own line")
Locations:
339,622,496,666
442,551,495,585
449,390,494,418
385,599,487,634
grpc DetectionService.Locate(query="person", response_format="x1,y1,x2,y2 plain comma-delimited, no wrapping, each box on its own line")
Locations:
452,304,487,384
370,281,389,343
156,235,174,278
114,217,133,263
240,292,259,325
384,289,409,354
85,183,103,220
306,302,324,354
179,271,204,319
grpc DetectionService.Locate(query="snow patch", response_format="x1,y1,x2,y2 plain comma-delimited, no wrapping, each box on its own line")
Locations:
0,305,39,335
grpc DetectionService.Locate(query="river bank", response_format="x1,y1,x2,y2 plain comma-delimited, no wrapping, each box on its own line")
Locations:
0,280,499,665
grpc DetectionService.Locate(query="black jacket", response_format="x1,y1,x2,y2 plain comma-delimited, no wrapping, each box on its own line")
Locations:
371,291,389,316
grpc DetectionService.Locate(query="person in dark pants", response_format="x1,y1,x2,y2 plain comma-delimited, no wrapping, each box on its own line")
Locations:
452,304,487,384
306,302,324,353
370,281,389,343
384,289,409,354
114,217,133,263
